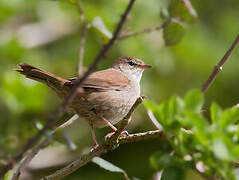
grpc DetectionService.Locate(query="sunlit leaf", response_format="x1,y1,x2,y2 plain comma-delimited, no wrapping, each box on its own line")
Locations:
210,102,222,124
219,107,239,130
212,138,230,161
92,157,125,173
163,20,185,46
184,112,208,130
184,89,203,113
92,16,112,39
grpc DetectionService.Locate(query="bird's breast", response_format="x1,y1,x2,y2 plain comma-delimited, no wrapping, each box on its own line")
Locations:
72,81,140,128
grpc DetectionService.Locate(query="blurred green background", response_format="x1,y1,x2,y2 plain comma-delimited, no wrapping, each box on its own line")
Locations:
0,0,239,179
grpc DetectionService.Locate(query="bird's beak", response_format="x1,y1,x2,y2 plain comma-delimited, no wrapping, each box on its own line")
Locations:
140,64,152,69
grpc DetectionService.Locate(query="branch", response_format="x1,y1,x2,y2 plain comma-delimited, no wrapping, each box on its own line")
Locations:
201,34,239,93
0,1,136,178
147,109,163,131
41,130,164,180
56,114,79,130
118,20,170,40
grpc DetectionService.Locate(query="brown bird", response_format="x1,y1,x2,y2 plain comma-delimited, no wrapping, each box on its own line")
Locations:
17,56,152,149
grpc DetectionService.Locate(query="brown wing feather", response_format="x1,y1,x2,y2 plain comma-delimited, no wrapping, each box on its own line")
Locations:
84,69,129,90
66,69,129,91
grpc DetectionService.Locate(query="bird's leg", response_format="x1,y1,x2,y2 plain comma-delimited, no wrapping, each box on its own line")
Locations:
89,122,99,152
98,114,130,140
96,113,117,132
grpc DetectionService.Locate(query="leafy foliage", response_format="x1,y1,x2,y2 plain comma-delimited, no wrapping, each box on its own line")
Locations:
145,90,239,180
162,0,197,46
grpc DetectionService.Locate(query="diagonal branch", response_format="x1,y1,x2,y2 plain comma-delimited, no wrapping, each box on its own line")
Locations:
0,0,136,178
201,34,239,93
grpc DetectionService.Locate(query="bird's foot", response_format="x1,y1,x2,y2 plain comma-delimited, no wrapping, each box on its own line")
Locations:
105,130,129,140
90,143,99,152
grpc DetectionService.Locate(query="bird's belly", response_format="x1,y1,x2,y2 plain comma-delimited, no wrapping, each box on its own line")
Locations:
72,88,139,128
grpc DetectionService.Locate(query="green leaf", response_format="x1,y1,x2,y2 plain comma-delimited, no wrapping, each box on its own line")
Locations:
210,102,222,124
150,152,175,170
219,107,239,130
92,16,112,40
3,170,10,180
231,145,239,159
169,0,197,23
178,129,194,153
163,20,185,46
212,138,230,161
92,157,125,173
184,112,208,130
184,89,203,113
161,166,185,180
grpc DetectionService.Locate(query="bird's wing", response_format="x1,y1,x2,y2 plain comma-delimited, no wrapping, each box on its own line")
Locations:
66,69,129,91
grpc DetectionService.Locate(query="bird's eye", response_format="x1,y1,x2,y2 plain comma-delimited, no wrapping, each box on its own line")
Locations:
128,61,135,66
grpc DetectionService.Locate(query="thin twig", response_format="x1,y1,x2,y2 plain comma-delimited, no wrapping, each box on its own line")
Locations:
0,1,136,178
118,130,165,144
180,0,197,18
118,20,170,40
201,34,239,93
77,1,85,22
147,109,163,130
57,114,79,130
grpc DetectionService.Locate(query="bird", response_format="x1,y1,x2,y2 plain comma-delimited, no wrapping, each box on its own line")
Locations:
17,56,152,150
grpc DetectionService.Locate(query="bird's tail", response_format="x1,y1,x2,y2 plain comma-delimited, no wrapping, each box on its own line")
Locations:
16,63,69,97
